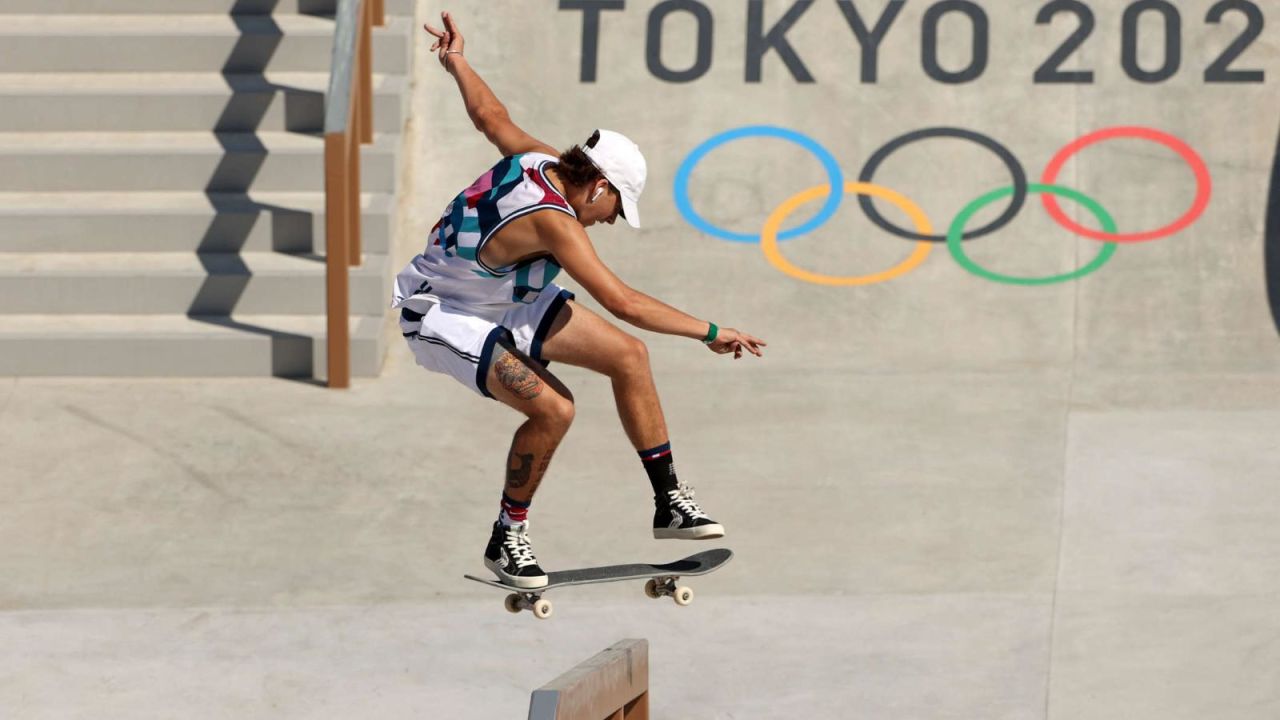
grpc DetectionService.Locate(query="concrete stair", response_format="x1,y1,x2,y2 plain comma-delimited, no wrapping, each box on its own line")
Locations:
0,314,385,377
1,0,416,14
0,132,400,193
0,192,392,254
0,15,411,74
0,73,407,133
0,252,389,315
0,2,411,378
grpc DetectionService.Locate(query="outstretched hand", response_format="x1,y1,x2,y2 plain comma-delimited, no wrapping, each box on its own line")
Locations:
707,328,767,360
424,11,464,67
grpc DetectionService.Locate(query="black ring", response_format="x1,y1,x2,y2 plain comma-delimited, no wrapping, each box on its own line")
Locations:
856,127,1028,243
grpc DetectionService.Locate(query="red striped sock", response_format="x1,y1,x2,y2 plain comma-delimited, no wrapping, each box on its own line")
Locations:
499,493,530,526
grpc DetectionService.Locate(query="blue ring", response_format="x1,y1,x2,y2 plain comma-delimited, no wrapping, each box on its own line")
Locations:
673,126,844,244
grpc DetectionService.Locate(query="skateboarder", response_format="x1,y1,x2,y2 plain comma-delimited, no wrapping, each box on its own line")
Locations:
396,12,766,590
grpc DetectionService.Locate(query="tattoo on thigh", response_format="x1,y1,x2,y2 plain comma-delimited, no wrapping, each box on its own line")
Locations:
495,352,542,400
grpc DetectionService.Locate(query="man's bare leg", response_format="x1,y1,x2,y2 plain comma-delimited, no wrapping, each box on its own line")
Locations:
482,339,575,588
486,339,575,506
539,300,724,540
538,300,667,451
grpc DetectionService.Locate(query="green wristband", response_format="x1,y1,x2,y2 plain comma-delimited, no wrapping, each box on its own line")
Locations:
702,322,719,344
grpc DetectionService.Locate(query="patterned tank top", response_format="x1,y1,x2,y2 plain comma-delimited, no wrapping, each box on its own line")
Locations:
392,152,576,319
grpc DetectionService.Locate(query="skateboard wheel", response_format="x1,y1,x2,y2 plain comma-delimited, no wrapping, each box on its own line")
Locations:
504,594,523,614
644,579,662,599
673,586,694,606
532,599,553,619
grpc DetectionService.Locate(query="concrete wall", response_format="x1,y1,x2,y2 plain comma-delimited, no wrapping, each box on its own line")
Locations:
406,0,1280,379
395,2,1280,716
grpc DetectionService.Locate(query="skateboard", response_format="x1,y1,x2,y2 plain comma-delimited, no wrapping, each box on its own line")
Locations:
464,547,732,620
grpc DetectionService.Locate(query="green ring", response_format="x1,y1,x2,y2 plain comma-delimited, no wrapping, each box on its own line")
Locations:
947,183,1119,286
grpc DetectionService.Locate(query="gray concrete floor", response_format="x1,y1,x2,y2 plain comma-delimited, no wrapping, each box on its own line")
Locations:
3,369,1279,718
4,1,1280,718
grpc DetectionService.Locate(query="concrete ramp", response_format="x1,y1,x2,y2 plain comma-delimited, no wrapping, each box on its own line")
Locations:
394,1,1280,716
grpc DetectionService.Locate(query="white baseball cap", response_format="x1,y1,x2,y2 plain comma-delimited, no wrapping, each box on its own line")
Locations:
581,129,646,229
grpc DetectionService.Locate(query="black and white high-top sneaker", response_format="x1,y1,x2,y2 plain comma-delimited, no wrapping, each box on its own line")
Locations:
653,482,725,540
484,521,548,589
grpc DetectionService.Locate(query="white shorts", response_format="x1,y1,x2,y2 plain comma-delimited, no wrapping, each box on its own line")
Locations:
397,285,574,399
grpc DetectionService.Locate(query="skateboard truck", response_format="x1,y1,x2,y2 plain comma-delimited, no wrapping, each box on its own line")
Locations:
643,575,694,606
504,591,554,619
502,574,695,620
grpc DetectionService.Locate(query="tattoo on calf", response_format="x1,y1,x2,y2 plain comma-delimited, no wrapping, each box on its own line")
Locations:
506,448,557,496
495,352,542,400
507,451,534,489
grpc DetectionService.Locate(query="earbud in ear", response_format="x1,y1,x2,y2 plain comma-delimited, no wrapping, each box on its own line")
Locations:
590,187,604,203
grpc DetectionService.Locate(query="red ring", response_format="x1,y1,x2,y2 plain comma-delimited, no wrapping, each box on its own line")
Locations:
1040,126,1212,243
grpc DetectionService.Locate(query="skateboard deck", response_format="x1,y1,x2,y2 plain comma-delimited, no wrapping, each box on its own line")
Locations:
465,547,732,619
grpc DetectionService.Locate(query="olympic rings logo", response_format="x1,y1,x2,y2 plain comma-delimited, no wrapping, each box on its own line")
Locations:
673,125,1213,286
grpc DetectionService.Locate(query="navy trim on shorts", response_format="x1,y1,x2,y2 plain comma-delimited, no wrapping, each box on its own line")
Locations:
476,326,514,400
530,289,575,365
409,334,481,363
400,307,483,363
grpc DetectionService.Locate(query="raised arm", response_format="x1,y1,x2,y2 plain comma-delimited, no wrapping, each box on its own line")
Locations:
425,12,556,157
535,213,766,358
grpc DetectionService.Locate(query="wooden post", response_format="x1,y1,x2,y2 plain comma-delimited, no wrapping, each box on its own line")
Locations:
322,0,374,388
324,131,351,389
348,92,362,266
359,0,374,145
624,692,649,719
528,639,649,720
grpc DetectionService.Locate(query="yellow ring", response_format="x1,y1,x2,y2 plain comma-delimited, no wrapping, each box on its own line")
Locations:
760,182,934,286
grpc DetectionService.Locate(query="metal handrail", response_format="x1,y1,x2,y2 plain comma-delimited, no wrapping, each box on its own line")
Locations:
324,0,384,388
